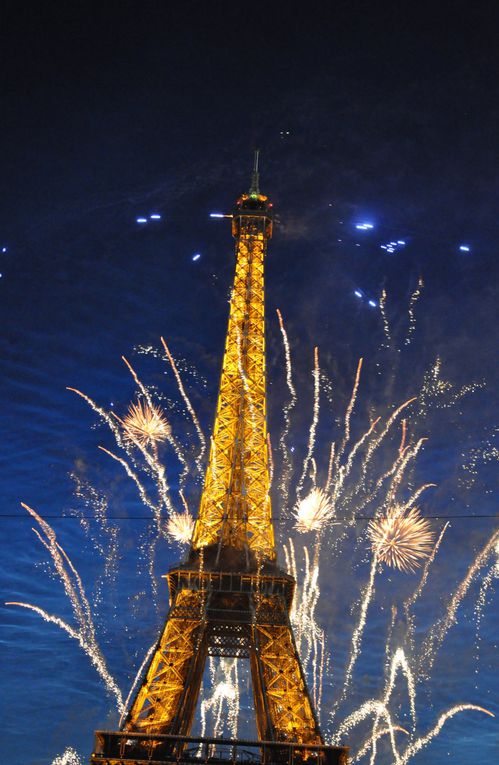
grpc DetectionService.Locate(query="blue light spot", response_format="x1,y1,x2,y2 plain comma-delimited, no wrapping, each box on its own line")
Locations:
368,299,377,308
354,290,363,298
150,214,161,220
210,212,225,218
1,247,7,253
136,217,148,224
459,244,470,252
192,253,201,261
397,240,406,245
355,222,374,231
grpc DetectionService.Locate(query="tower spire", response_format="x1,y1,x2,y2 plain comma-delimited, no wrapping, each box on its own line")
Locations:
249,148,260,195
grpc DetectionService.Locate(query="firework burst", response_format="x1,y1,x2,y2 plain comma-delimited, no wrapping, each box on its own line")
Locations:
368,506,435,573
293,488,334,533
166,511,195,545
122,400,171,447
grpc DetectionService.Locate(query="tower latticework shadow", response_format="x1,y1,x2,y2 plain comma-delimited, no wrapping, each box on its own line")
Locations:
91,155,348,765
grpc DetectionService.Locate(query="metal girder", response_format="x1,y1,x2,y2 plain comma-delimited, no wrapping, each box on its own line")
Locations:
191,214,275,561
124,589,207,735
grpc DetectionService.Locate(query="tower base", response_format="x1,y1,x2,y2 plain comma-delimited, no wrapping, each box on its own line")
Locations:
91,732,348,765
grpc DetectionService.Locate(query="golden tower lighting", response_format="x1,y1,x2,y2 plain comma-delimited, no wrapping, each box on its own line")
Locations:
91,154,348,765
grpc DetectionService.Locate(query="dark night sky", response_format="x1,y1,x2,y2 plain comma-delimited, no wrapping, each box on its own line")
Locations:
1,3,498,764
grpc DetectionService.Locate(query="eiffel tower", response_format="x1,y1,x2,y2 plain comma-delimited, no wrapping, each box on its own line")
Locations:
91,154,348,765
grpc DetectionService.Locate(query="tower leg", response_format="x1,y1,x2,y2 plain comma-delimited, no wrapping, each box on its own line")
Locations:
251,595,322,745
125,588,207,736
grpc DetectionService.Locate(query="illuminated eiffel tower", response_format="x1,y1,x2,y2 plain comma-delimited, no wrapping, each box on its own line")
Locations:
91,154,348,765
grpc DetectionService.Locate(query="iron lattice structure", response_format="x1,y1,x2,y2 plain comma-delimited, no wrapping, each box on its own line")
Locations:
91,156,348,765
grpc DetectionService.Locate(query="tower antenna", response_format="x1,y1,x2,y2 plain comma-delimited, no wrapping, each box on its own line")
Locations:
249,148,260,195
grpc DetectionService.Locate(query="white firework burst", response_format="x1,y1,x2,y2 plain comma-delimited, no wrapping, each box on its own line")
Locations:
368,506,435,573
293,488,334,533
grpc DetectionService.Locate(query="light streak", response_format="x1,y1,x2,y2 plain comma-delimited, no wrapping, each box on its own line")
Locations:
67,387,127,451
331,699,400,763
5,600,123,711
422,528,499,670
337,551,379,706
368,506,435,573
379,289,391,347
119,639,158,727
267,432,274,486
161,337,206,470
403,522,449,652
398,705,493,764
368,648,417,764
296,347,320,501
354,725,409,762
405,277,424,346
337,358,363,466
98,446,159,519
276,308,297,515
325,442,335,493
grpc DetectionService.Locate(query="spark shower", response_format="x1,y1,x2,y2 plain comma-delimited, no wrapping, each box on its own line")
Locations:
6,229,497,765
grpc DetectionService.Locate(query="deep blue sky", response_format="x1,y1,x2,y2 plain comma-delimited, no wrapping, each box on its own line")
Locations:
1,2,497,764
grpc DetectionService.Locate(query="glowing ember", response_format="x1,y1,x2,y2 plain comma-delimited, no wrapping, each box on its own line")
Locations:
122,400,171,447
368,506,435,573
166,511,195,545
293,488,333,533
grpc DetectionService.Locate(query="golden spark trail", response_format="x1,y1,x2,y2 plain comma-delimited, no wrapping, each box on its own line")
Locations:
297,347,320,501
422,528,499,671
57,542,95,640
98,446,160,520
119,639,158,727
337,551,380,707
369,648,417,764
383,438,427,512
403,522,449,652
6,601,124,711
354,726,409,763
404,277,424,347
331,418,381,514
336,358,363,466
267,432,274,486
474,540,499,658
398,705,494,764
331,699,401,764
379,289,392,347
325,442,335,493
22,503,88,634
67,387,128,451
276,309,297,511
401,482,436,511
399,418,407,456
161,337,206,469
357,397,417,490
